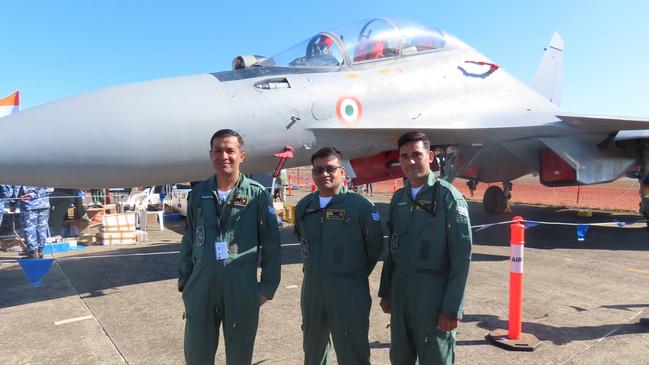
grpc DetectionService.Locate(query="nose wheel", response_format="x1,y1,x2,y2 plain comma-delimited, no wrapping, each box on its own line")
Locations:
483,182,512,214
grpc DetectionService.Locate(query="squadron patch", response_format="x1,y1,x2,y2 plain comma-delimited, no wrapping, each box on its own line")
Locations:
325,209,345,220
371,211,380,221
195,225,205,246
233,196,248,207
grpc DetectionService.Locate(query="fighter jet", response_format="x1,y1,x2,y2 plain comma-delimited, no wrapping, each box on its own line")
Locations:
1,18,648,213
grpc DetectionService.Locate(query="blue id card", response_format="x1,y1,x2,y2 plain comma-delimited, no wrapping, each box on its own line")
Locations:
215,240,228,260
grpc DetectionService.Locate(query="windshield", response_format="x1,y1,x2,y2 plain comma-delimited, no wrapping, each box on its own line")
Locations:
258,33,344,68
257,18,449,68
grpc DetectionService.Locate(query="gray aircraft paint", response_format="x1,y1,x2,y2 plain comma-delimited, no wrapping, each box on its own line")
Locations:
0,19,648,188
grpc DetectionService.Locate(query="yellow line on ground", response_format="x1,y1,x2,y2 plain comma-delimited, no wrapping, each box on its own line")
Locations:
627,269,649,275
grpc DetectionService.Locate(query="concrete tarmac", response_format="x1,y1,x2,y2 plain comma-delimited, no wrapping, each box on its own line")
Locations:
1,190,649,364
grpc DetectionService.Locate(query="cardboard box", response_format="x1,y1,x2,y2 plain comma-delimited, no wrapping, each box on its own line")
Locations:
97,230,136,245
283,205,295,223
78,235,99,246
63,219,92,237
102,213,136,232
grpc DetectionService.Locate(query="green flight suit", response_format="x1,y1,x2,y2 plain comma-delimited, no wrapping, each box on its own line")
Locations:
294,186,384,365
378,173,472,365
178,175,281,365
640,194,649,229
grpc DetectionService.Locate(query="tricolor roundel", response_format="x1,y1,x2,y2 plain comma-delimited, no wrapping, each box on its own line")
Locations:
336,96,363,126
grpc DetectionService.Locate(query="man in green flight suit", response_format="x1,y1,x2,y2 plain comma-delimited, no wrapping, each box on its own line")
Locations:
178,129,281,365
379,131,472,365
294,146,384,365
639,173,649,228
638,172,649,327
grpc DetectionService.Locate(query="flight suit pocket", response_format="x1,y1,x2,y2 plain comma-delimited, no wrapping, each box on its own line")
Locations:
330,244,366,276
419,240,431,260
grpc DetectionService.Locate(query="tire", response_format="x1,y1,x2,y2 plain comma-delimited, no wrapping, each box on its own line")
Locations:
483,185,508,214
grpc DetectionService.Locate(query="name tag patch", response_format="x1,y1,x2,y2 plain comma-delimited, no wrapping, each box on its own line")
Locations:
416,200,432,211
201,195,214,199
233,196,248,207
325,209,345,220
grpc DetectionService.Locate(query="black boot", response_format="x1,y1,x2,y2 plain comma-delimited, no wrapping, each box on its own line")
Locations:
27,250,39,259
38,247,44,258
640,318,649,326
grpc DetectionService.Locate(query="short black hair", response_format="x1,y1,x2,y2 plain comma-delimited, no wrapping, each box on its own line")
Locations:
311,146,343,164
397,131,430,150
210,129,244,149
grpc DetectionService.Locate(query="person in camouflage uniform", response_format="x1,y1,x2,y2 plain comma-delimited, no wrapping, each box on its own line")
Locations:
16,186,54,258
0,185,14,230
0,185,14,223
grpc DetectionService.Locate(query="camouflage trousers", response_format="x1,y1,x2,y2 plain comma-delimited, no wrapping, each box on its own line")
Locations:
21,208,50,252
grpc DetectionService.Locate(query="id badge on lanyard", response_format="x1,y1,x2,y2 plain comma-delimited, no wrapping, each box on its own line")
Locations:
215,239,228,260
212,187,238,261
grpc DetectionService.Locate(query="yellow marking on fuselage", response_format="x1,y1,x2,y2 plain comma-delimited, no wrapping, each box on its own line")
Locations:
345,73,359,79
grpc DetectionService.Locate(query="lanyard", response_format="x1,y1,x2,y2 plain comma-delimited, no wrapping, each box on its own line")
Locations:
212,178,242,238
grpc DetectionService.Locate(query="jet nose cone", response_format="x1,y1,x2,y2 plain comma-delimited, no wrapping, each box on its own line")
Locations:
0,74,234,187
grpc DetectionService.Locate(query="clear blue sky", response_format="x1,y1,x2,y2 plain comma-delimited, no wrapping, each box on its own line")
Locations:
2,1,648,116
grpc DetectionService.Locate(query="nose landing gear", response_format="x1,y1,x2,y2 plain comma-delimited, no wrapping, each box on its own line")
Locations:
483,182,512,214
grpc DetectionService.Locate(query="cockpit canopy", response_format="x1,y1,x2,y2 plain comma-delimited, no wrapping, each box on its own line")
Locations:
257,18,457,68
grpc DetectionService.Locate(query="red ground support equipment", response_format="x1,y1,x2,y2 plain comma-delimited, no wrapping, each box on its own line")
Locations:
487,216,541,351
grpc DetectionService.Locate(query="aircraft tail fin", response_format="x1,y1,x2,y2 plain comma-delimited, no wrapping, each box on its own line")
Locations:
531,33,563,106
